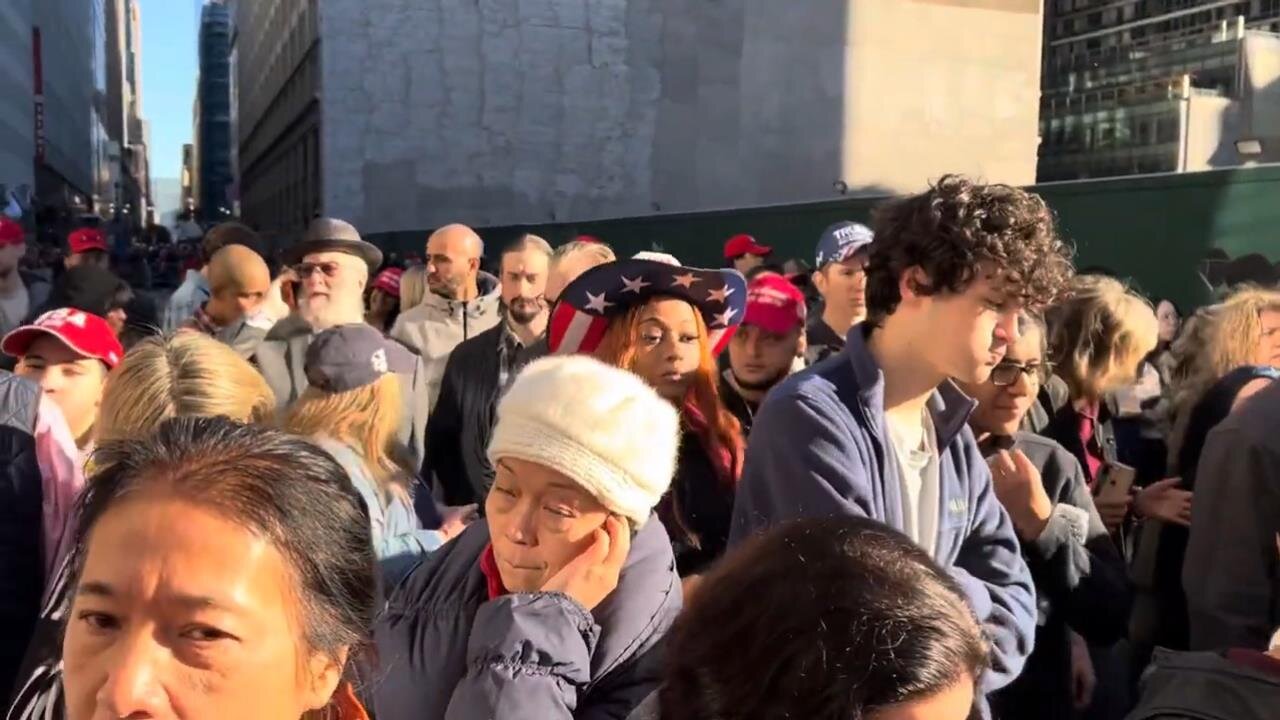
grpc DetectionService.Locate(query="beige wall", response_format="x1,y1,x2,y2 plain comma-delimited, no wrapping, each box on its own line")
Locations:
844,0,1042,192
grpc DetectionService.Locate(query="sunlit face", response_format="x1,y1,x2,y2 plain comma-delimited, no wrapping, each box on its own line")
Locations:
1156,300,1180,344
957,323,1044,438
425,233,478,300
63,494,344,720
1256,309,1280,367
728,324,800,391
296,252,366,330
485,458,611,593
16,336,108,442
909,269,1021,385
814,251,869,321
629,297,702,402
501,249,550,326
868,676,975,720
210,277,271,327
733,254,766,274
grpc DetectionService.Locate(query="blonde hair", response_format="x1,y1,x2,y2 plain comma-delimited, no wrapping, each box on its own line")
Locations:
399,264,427,312
1166,286,1280,466
552,239,616,270
97,333,276,443
282,373,409,498
1046,276,1159,402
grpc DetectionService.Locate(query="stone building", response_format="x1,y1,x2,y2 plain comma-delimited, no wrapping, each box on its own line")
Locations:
238,0,1044,239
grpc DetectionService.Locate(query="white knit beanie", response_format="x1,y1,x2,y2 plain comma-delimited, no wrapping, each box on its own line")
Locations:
487,355,680,527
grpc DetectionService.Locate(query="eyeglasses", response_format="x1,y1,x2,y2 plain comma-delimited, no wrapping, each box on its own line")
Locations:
293,261,341,279
990,361,1046,387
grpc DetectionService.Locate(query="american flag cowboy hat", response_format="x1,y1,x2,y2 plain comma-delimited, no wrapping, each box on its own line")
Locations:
549,258,748,357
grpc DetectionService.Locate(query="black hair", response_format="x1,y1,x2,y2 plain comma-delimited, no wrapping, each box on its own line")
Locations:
659,517,988,720
744,263,784,281
73,416,377,660
866,175,1074,326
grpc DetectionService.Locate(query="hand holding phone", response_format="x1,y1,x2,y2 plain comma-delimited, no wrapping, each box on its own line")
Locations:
540,515,630,611
1094,462,1136,532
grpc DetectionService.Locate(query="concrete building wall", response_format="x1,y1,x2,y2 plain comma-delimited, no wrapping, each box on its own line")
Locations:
0,0,34,197
320,0,1041,234
844,0,1042,192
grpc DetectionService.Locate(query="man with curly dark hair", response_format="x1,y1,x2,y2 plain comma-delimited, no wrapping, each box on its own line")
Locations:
730,175,1074,710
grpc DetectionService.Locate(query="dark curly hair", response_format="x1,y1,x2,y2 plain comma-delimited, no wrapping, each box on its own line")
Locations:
865,175,1074,325
659,517,988,720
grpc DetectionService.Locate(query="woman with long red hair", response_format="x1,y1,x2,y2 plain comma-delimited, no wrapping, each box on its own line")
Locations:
549,256,748,580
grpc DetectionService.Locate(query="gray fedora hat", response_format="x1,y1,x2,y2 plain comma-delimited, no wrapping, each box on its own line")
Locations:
283,217,384,270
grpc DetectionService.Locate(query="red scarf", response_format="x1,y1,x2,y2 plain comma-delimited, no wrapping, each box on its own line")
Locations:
479,543,508,600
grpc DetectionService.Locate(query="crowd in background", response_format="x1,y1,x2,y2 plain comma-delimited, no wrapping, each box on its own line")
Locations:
0,173,1278,720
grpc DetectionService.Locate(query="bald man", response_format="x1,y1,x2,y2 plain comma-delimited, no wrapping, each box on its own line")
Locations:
391,223,501,413
180,244,271,336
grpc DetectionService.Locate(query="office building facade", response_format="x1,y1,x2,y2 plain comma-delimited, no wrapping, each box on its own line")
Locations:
1039,1,1280,181
196,0,235,222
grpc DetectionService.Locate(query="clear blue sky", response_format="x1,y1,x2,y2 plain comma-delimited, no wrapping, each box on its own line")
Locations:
138,0,198,210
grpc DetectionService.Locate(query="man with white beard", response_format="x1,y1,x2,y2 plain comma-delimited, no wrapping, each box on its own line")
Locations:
248,217,431,465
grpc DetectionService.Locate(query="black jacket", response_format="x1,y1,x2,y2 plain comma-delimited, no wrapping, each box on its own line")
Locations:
986,432,1131,720
422,324,545,508
0,373,41,701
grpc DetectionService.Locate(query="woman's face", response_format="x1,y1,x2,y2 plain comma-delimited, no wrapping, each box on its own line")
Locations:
485,457,611,593
1156,300,1180,343
629,297,702,402
15,336,108,443
956,324,1044,438
63,494,344,720
1255,308,1280,367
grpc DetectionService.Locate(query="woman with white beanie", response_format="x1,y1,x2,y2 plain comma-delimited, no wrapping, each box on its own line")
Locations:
370,354,684,720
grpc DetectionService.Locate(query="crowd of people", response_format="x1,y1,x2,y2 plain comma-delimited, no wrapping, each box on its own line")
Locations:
0,172,1278,720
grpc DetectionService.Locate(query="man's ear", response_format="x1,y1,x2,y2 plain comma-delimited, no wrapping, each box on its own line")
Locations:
899,266,932,304
811,268,828,296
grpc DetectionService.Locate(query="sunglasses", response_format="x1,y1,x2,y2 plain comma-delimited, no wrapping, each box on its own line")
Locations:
990,361,1047,387
293,261,341,279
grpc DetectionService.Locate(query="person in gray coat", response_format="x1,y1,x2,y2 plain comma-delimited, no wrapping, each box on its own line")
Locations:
955,313,1131,720
370,354,684,719
1183,379,1280,651
231,217,432,466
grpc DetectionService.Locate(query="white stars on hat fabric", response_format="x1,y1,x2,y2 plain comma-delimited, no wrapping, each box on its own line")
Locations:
584,291,614,313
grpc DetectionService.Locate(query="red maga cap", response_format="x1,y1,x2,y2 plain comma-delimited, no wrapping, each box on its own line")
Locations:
1,308,124,368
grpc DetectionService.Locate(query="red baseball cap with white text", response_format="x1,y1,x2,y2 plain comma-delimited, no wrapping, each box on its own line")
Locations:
744,273,806,335
2,308,124,368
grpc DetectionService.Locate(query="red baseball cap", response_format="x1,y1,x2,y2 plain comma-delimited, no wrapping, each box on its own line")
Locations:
723,233,772,260
0,217,24,247
68,227,108,254
2,308,124,368
372,267,403,297
744,273,806,335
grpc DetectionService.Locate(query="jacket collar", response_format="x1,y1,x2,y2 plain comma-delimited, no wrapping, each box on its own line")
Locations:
420,271,501,317
843,324,976,449
457,518,679,684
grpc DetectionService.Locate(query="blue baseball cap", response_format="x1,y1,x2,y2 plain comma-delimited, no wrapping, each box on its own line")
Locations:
814,221,874,269
305,323,416,393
